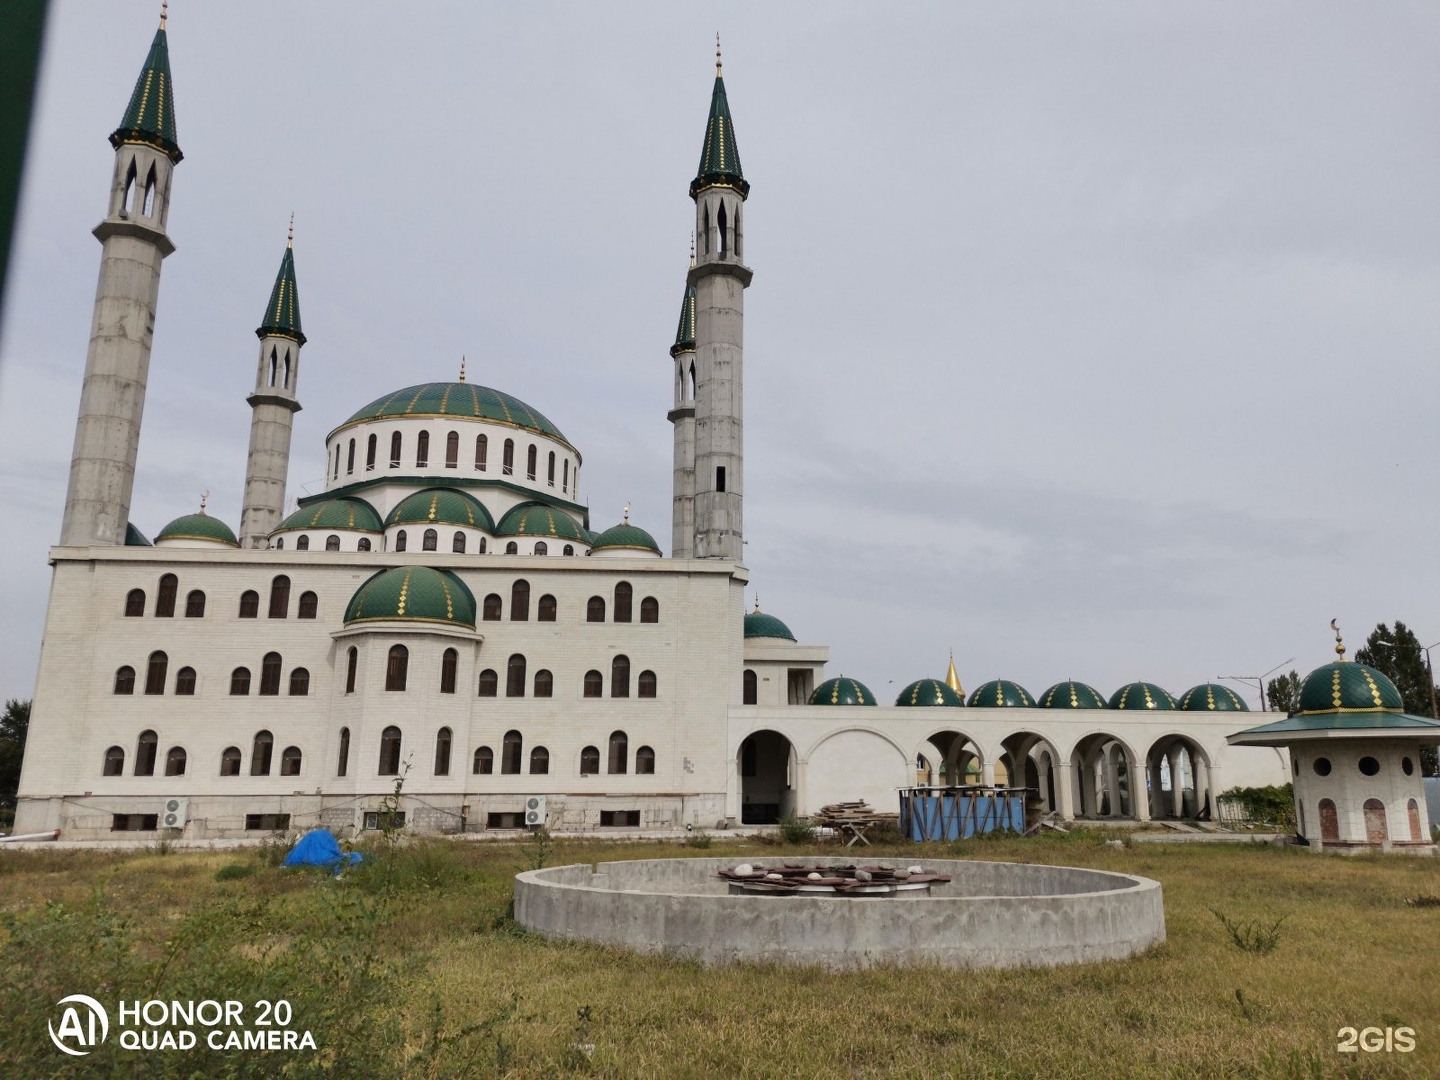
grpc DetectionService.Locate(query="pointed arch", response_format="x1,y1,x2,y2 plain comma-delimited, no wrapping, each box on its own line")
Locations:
122,157,138,212
268,346,279,387
717,199,728,255
141,162,157,217
282,349,292,389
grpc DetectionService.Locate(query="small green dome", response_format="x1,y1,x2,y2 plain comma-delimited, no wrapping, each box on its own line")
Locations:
344,566,476,629
896,678,964,707
744,611,796,642
590,522,661,554
810,677,877,706
124,522,152,547
496,502,588,542
1038,681,1108,709
278,497,383,533
1297,662,1405,714
338,382,569,444
1109,682,1178,710
386,488,495,532
1177,683,1250,712
155,512,239,547
967,680,1035,708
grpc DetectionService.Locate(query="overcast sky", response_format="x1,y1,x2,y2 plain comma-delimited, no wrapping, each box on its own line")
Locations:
2,1,1438,708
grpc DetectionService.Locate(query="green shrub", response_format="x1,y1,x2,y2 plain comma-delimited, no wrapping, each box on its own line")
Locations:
776,814,814,844
1211,908,1286,954
683,830,713,849
214,861,255,881
1219,784,1295,829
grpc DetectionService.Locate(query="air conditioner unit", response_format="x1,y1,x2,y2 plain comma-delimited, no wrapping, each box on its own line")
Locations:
161,797,189,829
524,796,547,828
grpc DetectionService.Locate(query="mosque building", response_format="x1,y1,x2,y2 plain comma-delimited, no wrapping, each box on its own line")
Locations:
17,13,1313,841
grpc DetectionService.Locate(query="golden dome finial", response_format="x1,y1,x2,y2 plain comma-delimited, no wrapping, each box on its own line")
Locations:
715,33,722,76
160,0,168,30
287,213,294,249
623,501,631,524
459,355,467,383
199,490,210,515
1331,618,1347,661
753,594,761,613
945,650,964,697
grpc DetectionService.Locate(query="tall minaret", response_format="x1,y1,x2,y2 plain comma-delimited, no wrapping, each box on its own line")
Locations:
60,7,182,547
668,238,698,558
238,222,305,548
687,38,751,561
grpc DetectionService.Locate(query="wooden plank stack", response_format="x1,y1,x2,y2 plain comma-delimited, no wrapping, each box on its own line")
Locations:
813,800,899,828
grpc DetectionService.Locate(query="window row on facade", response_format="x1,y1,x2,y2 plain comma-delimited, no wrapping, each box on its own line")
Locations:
125,575,316,620
348,645,658,699
346,726,654,778
331,430,578,496
102,730,301,778
114,652,311,697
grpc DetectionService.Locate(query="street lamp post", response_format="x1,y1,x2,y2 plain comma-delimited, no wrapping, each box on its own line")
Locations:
1219,657,1297,712
1372,637,1440,719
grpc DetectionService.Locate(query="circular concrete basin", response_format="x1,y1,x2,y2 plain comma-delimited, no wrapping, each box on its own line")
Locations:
514,857,1163,970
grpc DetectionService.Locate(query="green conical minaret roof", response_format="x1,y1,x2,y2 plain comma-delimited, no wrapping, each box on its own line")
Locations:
257,233,305,345
689,47,747,199
670,282,696,356
110,21,182,163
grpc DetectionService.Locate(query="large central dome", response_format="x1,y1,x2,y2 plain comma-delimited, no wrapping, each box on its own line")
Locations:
336,382,569,443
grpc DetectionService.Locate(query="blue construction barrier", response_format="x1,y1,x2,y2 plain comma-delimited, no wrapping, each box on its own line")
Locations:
899,787,1028,841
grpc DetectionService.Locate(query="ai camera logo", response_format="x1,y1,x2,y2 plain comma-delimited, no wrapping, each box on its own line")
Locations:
49,995,110,1056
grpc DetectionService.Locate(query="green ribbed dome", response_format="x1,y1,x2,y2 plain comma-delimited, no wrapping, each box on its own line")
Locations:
386,488,495,532
155,512,238,547
1109,682,1178,710
1297,662,1405,714
277,497,383,533
344,566,476,629
124,522,152,547
896,678,964,707
1178,683,1250,712
339,383,568,443
496,502,587,541
744,610,795,641
591,522,661,554
1038,681,1108,710
967,680,1035,708
810,678,877,706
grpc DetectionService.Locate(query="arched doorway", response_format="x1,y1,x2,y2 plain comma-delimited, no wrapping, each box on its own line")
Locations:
1000,731,1062,814
739,730,795,825
924,729,986,787
1071,733,1138,819
1145,734,1213,820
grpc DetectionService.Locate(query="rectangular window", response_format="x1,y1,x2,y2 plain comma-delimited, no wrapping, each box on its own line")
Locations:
111,814,158,832
600,810,641,828
716,466,726,492
363,811,406,831
486,812,524,829
244,813,292,831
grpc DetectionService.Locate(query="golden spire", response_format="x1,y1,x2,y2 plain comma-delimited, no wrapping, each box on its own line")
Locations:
287,213,294,249
1331,618,1346,661
160,0,168,30
459,356,467,383
944,649,964,698
623,502,631,524
715,33,722,76
199,490,210,515
754,594,761,613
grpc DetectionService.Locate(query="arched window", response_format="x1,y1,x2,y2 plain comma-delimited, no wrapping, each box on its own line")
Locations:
502,439,515,475
534,541,548,556
155,574,178,618
526,444,537,480
636,746,655,775
220,746,241,777
296,535,311,551
366,433,377,470
325,534,341,552
251,731,274,776
378,726,402,775
483,594,502,621
289,667,310,696
332,444,340,480
583,670,603,698
103,745,125,776
181,591,205,618
587,596,605,622
445,431,459,468
281,746,302,776
230,667,251,695
477,668,498,697
580,746,600,776
345,647,358,694
452,531,466,553
638,670,657,698
259,652,283,695
141,166,156,216
114,666,136,695
268,575,290,618
337,728,350,777
423,528,438,551
440,648,458,694
511,580,530,621
614,582,633,623
346,438,356,474
134,731,158,776
475,434,488,471
506,654,526,697
743,669,757,705
563,544,574,556
175,667,197,696
395,530,408,552
611,655,630,698
505,541,518,554
546,451,556,486
386,645,409,691
473,746,493,775
358,537,372,552
562,459,569,493
434,727,452,775
538,594,556,621
530,747,549,774
416,431,430,468
501,730,522,774
145,651,168,695
275,537,284,549
640,597,659,623
534,669,553,697
298,591,318,619
479,537,488,553
165,746,187,777
607,731,628,775
390,431,402,468
125,588,145,617
239,590,259,618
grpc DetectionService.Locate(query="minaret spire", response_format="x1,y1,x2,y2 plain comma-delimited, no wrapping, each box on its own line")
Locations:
668,240,699,556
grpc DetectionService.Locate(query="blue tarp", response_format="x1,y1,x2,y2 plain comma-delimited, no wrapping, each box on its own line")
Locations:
282,828,363,870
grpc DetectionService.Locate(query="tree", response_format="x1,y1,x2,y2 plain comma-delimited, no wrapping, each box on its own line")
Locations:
0,698,31,811
1265,671,1303,716
1352,622,1439,776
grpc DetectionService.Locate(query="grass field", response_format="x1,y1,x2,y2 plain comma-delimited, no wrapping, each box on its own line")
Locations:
2,830,1437,1078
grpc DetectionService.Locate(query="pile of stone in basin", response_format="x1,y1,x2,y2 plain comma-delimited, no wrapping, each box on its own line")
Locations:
717,862,951,896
